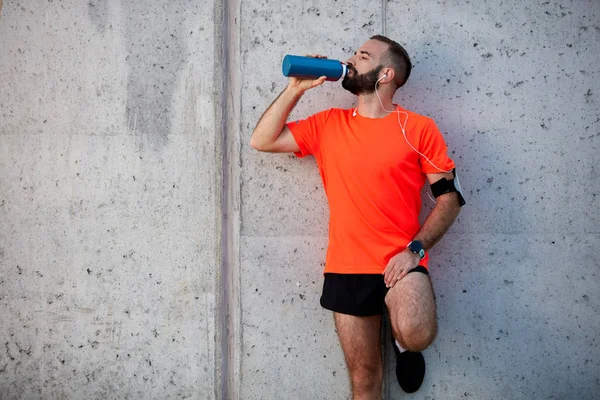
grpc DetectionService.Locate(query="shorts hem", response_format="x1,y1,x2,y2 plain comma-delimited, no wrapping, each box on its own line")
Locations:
320,297,385,317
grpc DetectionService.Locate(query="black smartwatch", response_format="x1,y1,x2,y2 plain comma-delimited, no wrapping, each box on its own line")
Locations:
407,240,425,259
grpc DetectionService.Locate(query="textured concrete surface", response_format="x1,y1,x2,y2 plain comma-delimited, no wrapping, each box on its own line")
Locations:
240,0,599,399
0,1,219,399
1,0,599,399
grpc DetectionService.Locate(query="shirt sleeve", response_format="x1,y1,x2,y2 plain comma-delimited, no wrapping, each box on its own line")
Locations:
286,109,332,158
419,118,456,174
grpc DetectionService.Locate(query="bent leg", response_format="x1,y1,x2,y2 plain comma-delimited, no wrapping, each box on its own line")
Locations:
333,313,383,400
385,272,437,351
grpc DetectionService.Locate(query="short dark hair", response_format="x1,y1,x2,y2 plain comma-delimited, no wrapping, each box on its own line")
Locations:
370,35,412,88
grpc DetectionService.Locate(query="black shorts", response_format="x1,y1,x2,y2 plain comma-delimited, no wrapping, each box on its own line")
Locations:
320,266,429,317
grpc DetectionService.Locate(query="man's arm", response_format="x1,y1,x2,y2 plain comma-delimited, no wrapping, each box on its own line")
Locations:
412,172,462,250
250,59,327,153
383,171,462,287
249,86,305,153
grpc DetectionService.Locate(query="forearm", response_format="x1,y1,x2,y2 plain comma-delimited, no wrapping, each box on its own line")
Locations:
250,86,303,149
413,193,461,250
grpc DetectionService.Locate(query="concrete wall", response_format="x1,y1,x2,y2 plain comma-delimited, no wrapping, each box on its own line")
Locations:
1,0,599,399
0,1,221,398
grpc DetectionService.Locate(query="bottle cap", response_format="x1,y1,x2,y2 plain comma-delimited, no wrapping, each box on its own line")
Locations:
341,64,348,78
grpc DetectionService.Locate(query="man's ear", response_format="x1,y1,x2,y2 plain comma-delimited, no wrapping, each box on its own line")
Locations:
382,68,395,83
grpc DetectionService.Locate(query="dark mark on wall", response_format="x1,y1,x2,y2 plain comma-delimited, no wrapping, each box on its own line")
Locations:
579,132,600,140
16,343,31,356
306,6,320,15
87,0,109,33
5,343,15,361
122,2,188,150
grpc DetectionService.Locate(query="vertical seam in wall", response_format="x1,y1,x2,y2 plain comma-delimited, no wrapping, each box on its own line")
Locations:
380,0,389,395
380,3,389,398
213,0,226,395
215,0,242,398
382,0,386,36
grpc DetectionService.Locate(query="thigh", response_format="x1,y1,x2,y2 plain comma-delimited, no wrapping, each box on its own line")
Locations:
385,272,436,335
334,312,382,372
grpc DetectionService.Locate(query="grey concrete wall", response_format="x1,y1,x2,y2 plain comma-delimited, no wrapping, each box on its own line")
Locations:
238,0,599,399
1,0,599,399
0,1,221,398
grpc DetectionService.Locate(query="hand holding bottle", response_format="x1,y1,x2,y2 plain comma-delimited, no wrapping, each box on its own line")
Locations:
286,54,329,93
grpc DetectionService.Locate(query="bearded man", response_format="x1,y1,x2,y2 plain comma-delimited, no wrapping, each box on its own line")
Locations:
250,35,465,399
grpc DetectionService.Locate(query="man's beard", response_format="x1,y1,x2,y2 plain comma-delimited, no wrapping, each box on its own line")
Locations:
342,65,384,95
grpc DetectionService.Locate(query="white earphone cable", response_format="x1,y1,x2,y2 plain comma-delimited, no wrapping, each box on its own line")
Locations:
371,75,456,204
373,76,452,174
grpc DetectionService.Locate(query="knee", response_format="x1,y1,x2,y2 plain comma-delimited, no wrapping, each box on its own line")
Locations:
402,320,437,351
349,361,382,393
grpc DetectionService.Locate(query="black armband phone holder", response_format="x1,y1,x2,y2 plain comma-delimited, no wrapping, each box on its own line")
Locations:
430,170,466,207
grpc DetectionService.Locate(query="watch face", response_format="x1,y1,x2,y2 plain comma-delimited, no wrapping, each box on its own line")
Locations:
409,241,422,252
409,241,425,258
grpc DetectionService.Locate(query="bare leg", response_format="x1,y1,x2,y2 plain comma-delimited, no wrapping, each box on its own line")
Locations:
385,272,437,351
333,313,383,400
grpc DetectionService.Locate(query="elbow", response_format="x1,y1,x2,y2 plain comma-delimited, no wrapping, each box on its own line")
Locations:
249,132,271,152
250,139,268,152
249,135,263,151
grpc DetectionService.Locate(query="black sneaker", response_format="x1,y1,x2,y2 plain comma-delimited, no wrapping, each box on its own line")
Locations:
392,336,426,393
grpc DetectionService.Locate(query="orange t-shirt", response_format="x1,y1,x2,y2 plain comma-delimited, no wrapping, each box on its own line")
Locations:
287,105,455,274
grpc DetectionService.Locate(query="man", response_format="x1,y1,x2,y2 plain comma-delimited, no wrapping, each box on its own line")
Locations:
250,35,464,399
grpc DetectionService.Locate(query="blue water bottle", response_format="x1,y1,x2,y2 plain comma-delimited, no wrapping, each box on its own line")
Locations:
282,55,348,82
